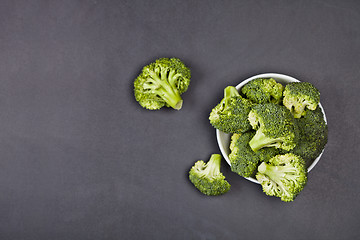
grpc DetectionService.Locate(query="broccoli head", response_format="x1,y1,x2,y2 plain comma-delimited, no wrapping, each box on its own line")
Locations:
283,82,320,118
241,78,284,104
248,103,298,151
189,154,231,196
290,107,328,166
256,153,307,202
229,132,279,178
209,86,253,134
134,57,190,110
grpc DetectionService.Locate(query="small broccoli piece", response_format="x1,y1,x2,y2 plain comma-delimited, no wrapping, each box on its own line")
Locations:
209,86,253,133
291,107,328,166
283,82,320,118
189,154,231,196
241,78,284,104
229,132,279,177
134,57,190,110
248,103,298,151
256,153,307,202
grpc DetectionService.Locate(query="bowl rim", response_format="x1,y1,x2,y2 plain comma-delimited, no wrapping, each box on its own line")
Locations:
216,73,327,184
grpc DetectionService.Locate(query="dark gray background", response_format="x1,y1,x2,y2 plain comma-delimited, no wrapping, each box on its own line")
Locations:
0,0,359,239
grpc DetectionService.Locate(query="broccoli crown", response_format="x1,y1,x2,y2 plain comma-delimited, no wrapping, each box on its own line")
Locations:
209,86,253,134
283,82,320,118
290,107,328,166
241,78,284,104
189,154,231,196
134,57,191,110
229,132,279,177
248,103,298,151
295,107,327,141
256,153,307,202
290,138,327,168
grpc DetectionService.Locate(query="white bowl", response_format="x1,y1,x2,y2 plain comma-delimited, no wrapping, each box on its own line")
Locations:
216,73,327,184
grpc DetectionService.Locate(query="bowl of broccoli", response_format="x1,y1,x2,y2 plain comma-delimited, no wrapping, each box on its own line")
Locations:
215,73,328,184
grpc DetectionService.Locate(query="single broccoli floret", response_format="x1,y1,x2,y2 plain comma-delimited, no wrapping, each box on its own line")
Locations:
241,78,284,104
189,154,231,196
294,106,327,141
209,86,253,134
256,153,307,202
229,132,279,177
283,82,320,118
290,107,328,166
134,58,191,110
291,138,327,168
248,103,298,151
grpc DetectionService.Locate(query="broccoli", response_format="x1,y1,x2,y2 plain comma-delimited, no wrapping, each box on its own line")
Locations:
229,132,279,178
241,78,284,104
134,57,191,110
283,82,320,118
248,103,298,152
290,107,328,166
209,86,253,134
256,153,307,202
189,154,231,196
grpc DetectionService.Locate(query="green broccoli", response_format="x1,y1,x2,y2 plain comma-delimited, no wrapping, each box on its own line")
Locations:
283,82,320,118
241,78,284,104
290,107,328,166
248,103,298,152
256,153,307,202
189,154,231,196
229,132,279,178
209,86,253,134
134,57,191,110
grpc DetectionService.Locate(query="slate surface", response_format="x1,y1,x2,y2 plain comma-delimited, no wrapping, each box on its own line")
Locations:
0,1,359,239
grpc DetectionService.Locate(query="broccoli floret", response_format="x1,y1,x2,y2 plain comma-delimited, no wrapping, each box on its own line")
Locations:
209,86,253,134
256,153,307,202
294,106,327,140
241,78,284,104
283,82,320,118
134,58,190,110
189,154,231,196
290,107,328,166
248,103,298,151
229,132,279,177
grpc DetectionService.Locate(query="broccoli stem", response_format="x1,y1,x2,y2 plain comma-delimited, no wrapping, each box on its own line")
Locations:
258,162,298,187
258,162,284,185
249,130,280,151
147,70,183,110
220,86,240,110
204,154,222,179
168,69,182,89
155,84,183,110
225,86,240,98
